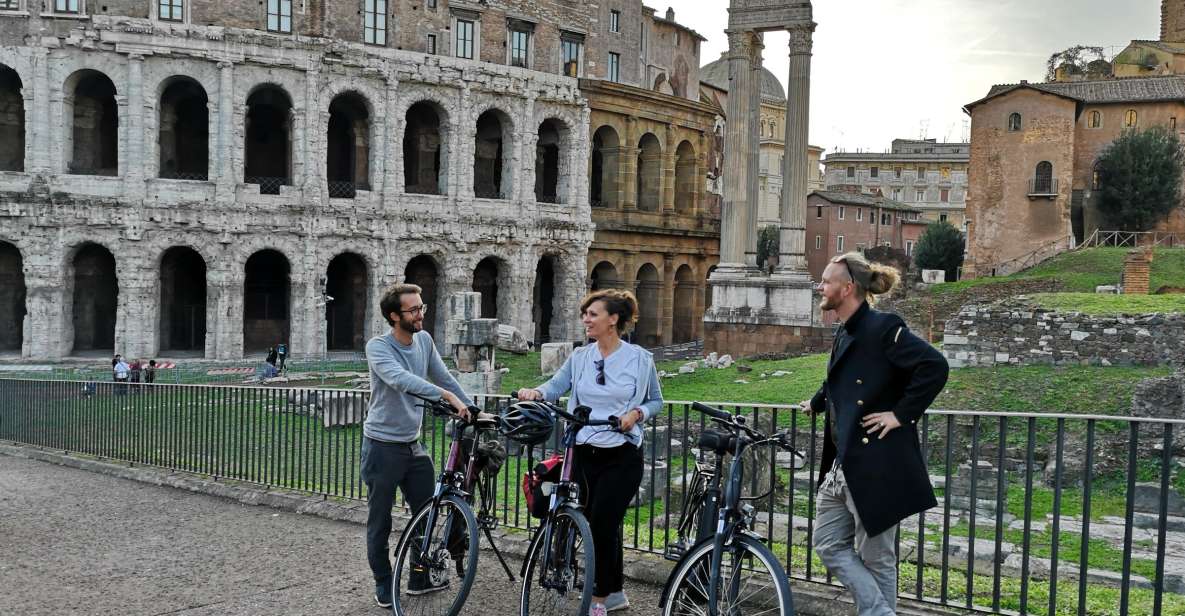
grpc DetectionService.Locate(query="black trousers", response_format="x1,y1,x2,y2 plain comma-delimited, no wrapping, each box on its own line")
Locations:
574,443,644,597
361,437,435,584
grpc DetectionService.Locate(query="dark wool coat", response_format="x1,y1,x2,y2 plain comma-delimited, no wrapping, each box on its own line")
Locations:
810,302,949,537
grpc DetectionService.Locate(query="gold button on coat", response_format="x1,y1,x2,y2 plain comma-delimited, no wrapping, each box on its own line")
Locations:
857,400,864,406
861,437,870,444
856,379,863,385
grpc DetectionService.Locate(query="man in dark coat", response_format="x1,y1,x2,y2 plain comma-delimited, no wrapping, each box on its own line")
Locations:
801,252,949,616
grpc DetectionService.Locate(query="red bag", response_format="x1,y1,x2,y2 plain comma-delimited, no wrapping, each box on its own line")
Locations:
523,454,564,519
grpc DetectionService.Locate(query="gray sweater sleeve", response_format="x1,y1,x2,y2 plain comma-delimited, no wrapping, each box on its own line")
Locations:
423,335,474,406
366,337,441,399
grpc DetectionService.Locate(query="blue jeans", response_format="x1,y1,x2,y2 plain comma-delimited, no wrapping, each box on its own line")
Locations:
361,437,436,585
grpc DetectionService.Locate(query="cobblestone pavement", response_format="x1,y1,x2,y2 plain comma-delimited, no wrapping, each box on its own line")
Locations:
0,455,662,615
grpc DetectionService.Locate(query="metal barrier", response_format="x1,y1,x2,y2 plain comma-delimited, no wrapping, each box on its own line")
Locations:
1,379,1183,615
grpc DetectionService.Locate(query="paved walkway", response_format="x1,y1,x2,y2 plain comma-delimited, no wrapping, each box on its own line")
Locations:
0,455,661,615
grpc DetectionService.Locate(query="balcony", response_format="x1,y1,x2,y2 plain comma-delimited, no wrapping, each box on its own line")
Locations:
1027,178,1058,198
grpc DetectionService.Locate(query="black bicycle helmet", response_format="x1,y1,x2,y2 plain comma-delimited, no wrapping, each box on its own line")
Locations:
499,400,556,446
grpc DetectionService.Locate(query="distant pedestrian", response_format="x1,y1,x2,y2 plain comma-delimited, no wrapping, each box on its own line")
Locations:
130,359,142,384
145,360,157,384
266,347,278,367
276,343,287,372
113,356,130,395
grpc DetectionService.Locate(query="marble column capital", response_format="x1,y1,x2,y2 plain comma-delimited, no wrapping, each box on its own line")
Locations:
787,23,816,56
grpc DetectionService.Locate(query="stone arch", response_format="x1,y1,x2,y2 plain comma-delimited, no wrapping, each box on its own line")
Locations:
532,254,559,344
327,91,372,197
675,140,696,215
472,255,511,320
634,262,661,347
705,264,717,310
0,64,24,172
69,242,118,354
404,100,450,195
325,252,369,351
637,133,662,212
0,240,25,352
244,84,294,194
404,254,443,339
590,260,621,290
159,246,208,353
673,264,696,343
157,76,209,180
243,249,291,352
591,125,620,208
64,69,119,176
535,118,570,204
474,108,515,199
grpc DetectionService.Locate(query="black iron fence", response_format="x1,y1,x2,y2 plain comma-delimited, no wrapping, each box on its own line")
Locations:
2,379,1183,615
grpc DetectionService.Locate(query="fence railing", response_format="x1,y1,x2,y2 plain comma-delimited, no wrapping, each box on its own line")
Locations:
2,379,1183,615
244,176,288,195
1079,230,1183,249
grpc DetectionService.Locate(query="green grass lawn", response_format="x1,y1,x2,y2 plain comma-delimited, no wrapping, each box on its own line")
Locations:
932,247,1185,295
1030,292,1185,315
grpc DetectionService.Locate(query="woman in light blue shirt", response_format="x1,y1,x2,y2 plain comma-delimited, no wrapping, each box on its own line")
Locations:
517,289,663,616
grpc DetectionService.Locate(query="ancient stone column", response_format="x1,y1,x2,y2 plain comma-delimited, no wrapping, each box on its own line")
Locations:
746,35,764,268
621,116,638,210
30,47,51,173
660,253,675,345
776,23,815,277
215,61,235,203
382,76,401,195
124,54,146,197
718,29,759,271
518,95,537,205
662,123,677,213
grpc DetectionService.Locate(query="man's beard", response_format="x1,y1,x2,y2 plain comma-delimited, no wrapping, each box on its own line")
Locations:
397,318,422,335
819,296,836,311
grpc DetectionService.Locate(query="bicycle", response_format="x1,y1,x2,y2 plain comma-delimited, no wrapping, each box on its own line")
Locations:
510,399,620,616
659,401,802,616
390,394,516,616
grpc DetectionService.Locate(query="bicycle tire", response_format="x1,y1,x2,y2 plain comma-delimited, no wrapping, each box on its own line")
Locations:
392,493,481,616
660,534,795,616
519,508,595,616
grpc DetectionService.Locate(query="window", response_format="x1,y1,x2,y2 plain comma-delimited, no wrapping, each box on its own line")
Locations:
159,0,183,21
940,166,951,180
608,52,620,82
906,240,915,256
1092,161,1102,190
836,235,844,253
363,0,387,45
816,206,822,218
856,208,863,221
916,189,925,202
1034,161,1053,193
561,32,584,77
610,10,621,33
894,166,902,178
426,0,436,7
881,213,890,225
55,0,79,12
266,0,291,33
870,166,879,178
939,213,948,222
1125,109,1137,127
1008,112,1022,131
1172,117,1178,131
770,121,776,136
510,29,531,67
940,188,949,202
455,19,475,59
916,166,925,179
815,235,822,250
1088,110,1102,129
892,188,901,200
0,0,18,8
426,34,437,54
846,166,855,178
838,206,845,220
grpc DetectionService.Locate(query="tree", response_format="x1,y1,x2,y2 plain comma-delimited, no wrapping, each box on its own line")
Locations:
1095,126,1184,231
756,225,779,272
913,221,965,282
1045,45,1105,81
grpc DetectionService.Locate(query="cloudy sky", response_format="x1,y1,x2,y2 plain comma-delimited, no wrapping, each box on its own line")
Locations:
663,0,1161,154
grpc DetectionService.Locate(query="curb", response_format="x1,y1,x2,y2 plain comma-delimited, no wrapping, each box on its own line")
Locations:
0,441,966,616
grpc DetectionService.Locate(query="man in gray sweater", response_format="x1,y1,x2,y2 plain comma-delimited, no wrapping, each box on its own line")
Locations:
363,283,472,608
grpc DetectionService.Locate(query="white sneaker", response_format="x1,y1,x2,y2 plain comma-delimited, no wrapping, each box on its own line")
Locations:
604,591,630,612
589,602,608,616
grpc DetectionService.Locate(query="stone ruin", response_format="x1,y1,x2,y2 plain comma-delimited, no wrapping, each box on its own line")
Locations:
445,292,503,397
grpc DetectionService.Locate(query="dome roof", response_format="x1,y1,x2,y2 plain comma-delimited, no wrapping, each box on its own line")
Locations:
700,55,786,104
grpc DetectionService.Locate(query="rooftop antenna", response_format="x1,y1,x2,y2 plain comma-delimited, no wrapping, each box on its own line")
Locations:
918,120,930,140
961,118,970,142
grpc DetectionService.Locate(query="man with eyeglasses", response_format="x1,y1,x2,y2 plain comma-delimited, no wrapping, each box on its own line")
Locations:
363,283,472,608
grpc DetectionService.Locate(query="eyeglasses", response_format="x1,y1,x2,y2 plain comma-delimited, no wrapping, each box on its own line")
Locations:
400,304,429,315
594,359,606,386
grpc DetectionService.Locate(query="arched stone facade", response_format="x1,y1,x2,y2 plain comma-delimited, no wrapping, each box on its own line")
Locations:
0,22,592,360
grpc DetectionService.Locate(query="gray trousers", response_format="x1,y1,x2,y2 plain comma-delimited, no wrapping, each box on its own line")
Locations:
813,466,898,616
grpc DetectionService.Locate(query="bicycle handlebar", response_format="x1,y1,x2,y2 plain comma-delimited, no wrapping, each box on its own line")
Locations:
692,401,803,457
691,401,732,421
509,392,621,430
407,391,482,423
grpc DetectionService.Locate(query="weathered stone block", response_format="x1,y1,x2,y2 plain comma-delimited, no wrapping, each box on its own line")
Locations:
540,342,573,377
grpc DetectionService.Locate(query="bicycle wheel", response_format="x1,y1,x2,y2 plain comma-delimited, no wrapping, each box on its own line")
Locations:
392,493,480,616
660,534,794,616
520,509,595,616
